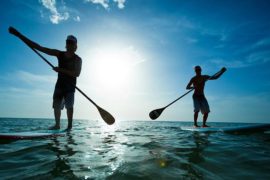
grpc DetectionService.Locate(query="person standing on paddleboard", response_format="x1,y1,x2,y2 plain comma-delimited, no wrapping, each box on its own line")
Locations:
9,27,82,130
186,66,226,127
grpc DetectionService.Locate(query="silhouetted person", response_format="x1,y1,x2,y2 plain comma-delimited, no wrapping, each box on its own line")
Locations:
186,66,226,127
9,27,82,130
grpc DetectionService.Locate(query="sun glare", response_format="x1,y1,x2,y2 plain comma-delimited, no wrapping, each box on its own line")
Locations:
90,45,144,92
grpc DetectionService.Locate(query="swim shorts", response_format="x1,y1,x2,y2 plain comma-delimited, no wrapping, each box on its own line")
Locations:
53,88,74,109
192,94,210,114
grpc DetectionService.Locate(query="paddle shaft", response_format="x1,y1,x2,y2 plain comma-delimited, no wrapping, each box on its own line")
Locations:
28,45,99,108
163,70,223,109
164,89,194,109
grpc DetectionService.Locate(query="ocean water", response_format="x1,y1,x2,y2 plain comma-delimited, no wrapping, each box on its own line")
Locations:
0,118,270,180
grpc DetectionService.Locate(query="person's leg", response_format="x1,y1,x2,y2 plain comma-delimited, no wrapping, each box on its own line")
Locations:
65,92,75,130
201,96,210,127
51,88,64,130
202,112,209,127
66,108,73,130
194,111,199,127
193,95,200,127
52,108,61,129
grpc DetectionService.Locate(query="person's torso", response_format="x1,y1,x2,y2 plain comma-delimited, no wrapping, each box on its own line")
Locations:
56,51,79,91
192,75,208,95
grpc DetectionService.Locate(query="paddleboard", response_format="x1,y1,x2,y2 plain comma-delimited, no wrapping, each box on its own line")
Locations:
181,124,270,133
0,130,66,140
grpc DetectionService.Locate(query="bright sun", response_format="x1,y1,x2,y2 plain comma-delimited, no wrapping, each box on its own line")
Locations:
90,45,144,91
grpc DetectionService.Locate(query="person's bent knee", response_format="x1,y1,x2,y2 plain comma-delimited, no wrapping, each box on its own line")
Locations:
66,107,73,111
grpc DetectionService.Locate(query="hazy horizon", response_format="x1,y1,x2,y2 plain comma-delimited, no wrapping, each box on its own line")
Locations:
1,0,270,123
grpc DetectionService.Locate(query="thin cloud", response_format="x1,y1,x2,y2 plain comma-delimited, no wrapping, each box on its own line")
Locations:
87,0,109,9
125,46,146,66
40,0,69,24
16,71,55,84
246,51,270,64
1,70,55,85
186,37,198,44
39,0,125,24
254,37,270,47
144,16,228,44
3,87,51,97
210,58,249,68
74,16,81,22
113,0,126,9
85,0,126,10
217,35,270,69
210,50,270,68
250,37,270,52
0,71,55,100
238,36,270,54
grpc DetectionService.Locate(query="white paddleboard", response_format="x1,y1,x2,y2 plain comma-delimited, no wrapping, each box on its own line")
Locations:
181,124,270,133
0,130,66,140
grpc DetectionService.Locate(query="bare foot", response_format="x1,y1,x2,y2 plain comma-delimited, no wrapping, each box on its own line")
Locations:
202,125,210,128
48,125,60,130
65,127,72,131
194,125,200,128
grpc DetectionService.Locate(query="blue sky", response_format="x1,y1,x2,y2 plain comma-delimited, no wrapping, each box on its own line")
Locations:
0,0,270,123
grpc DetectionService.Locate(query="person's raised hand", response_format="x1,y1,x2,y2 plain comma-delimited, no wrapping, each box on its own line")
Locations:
8,27,21,37
221,67,227,73
53,67,60,73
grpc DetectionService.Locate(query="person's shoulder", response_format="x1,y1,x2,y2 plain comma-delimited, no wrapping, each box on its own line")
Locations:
58,51,65,55
75,54,82,62
203,75,210,79
202,75,209,77
190,76,196,81
57,51,65,58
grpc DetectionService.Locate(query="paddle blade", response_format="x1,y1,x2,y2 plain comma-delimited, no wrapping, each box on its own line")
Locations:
97,107,115,125
149,108,165,120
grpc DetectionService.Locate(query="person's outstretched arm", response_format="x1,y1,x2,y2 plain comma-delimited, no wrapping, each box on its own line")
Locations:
186,78,194,90
9,27,60,57
209,67,227,80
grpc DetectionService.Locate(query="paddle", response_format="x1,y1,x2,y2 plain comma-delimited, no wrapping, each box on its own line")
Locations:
149,69,226,120
9,28,115,125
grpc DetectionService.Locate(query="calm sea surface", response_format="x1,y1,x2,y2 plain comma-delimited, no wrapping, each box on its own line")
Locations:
0,118,270,180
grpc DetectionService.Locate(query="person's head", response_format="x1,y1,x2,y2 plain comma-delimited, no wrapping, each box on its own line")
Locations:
66,35,77,53
194,65,202,75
